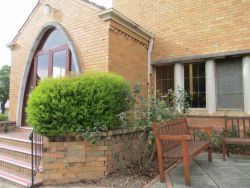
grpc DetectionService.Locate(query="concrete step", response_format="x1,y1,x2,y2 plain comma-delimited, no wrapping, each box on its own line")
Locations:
0,132,42,149
0,166,42,188
0,142,41,161
13,127,33,134
0,153,37,175
0,129,43,187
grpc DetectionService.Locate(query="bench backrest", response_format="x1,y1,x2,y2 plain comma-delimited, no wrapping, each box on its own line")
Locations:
152,118,190,152
224,116,250,138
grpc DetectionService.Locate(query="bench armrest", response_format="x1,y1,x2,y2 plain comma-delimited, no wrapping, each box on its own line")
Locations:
188,126,212,140
158,135,191,141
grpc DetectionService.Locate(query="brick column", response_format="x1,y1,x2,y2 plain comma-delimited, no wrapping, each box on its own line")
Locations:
243,56,250,114
205,59,216,113
174,63,184,89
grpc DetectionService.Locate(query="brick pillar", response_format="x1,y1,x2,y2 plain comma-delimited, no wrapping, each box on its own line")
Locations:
205,59,216,113
243,56,250,114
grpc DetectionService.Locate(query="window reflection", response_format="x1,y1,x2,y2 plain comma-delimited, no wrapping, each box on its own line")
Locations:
42,30,67,50
53,50,67,78
37,54,49,81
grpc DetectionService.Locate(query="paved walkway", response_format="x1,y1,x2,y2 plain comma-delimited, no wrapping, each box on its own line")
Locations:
150,153,250,188
1,153,249,188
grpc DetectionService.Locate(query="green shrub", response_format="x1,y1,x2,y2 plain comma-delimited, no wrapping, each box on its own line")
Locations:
0,114,8,121
26,72,131,136
116,85,189,176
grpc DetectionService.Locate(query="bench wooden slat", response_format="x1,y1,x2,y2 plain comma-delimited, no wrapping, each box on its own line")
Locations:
225,138,250,145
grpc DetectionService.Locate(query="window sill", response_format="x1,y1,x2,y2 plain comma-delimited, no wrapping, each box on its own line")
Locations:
189,109,250,117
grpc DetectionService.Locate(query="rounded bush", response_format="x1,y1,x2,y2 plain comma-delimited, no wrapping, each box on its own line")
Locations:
26,72,131,136
0,114,8,121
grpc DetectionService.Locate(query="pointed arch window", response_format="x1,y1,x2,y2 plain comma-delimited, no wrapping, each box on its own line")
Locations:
34,29,76,85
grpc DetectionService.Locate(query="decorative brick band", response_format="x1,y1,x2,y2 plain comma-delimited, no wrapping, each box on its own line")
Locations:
110,25,149,48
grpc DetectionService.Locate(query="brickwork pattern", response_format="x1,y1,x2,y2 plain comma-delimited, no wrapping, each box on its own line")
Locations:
41,130,146,185
113,0,250,62
108,20,149,96
188,117,225,131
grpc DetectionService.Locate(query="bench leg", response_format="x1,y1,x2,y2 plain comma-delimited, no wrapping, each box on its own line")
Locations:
155,138,165,182
208,145,212,162
226,145,230,157
183,156,191,186
182,141,191,186
158,160,165,183
222,141,226,161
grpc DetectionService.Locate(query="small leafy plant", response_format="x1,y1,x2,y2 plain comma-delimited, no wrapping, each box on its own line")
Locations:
114,84,189,177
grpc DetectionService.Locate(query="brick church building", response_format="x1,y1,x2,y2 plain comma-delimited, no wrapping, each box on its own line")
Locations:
8,0,250,128
2,0,250,186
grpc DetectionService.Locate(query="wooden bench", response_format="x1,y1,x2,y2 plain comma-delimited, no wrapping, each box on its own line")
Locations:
222,116,250,161
152,118,212,186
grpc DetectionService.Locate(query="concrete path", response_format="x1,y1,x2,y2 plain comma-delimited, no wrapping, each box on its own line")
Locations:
150,153,250,188
1,153,249,188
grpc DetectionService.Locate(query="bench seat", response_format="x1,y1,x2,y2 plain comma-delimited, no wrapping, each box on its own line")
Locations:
163,141,210,160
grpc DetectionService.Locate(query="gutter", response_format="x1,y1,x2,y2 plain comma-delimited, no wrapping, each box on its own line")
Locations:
147,38,154,98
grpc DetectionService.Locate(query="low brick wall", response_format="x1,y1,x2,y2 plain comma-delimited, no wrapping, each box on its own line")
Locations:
188,116,225,131
0,121,16,132
41,128,148,185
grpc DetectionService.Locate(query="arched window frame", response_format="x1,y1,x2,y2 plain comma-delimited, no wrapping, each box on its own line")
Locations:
33,44,71,85
33,29,72,86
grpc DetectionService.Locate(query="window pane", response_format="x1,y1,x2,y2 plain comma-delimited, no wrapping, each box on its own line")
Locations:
37,54,49,81
184,64,189,79
184,62,206,108
70,57,77,76
53,50,67,78
42,30,67,50
216,58,243,109
198,63,205,77
200,77,206,92
193,63,198,77
156,65,175,96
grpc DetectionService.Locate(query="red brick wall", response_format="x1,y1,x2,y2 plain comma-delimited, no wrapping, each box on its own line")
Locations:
188,117,225,131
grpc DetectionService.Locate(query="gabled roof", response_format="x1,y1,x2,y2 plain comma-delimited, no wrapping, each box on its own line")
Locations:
82,0,106,10
8,0,106,45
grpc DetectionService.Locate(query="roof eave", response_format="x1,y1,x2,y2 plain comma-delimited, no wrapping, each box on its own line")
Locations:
97,8,154,41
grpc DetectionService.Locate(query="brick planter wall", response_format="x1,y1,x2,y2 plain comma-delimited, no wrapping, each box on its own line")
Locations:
41,128,148,185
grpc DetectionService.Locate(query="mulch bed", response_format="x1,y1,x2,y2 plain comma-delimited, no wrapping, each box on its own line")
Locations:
43,160,160,188
42,173,154,188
